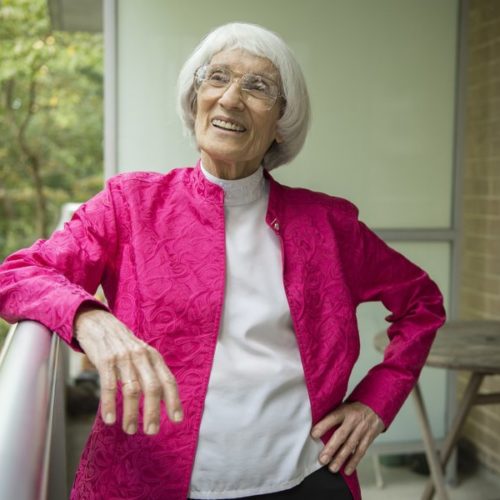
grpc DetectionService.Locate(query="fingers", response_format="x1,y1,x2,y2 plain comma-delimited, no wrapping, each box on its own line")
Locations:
128,345,163,435
74,308,183,436
116,340,183,435
99,359,117,425
312,402,385,475
311,409,343,439
114,346,141,434
121,377,141,434
149,348,183,424
343,433,373,475
325,428,363,473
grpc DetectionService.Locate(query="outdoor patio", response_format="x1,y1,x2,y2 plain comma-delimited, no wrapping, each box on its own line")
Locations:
357,454,500,500
1,1,500,499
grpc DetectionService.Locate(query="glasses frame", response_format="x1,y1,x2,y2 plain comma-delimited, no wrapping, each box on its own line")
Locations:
193,64,284,111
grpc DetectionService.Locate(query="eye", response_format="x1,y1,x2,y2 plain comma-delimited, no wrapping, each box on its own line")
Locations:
244,75,270,93
206,67,230,85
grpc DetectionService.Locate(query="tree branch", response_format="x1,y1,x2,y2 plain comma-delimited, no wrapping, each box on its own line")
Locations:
16,72,49,238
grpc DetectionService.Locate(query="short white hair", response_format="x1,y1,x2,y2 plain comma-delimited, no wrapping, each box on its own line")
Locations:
177,22,311,170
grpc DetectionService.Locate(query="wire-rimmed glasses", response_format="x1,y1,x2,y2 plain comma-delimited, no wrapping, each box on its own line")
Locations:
194,64,282,110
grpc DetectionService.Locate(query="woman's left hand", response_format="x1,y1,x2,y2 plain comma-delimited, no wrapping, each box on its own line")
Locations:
310,402,385,475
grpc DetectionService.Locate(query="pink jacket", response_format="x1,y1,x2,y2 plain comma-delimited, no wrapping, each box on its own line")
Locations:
0,163,445,500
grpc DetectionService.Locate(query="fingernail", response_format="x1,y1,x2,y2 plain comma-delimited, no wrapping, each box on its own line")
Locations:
126,423,137,435
311,429,321,439
320,454,330,465
330,463,339,473
173,410,183,422
345,467,353,475
147,423,158,435
104,413,114,424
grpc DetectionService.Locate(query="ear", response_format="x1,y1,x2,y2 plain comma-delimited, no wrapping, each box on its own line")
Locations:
275,131,284,144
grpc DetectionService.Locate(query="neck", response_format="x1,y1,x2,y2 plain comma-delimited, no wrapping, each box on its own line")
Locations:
200,152,261,180
200,162,266,207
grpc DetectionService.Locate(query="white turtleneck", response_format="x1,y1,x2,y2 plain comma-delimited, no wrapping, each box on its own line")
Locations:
188,165,324,499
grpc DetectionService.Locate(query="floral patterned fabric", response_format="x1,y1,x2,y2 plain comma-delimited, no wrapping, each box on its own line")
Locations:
0,162,446,500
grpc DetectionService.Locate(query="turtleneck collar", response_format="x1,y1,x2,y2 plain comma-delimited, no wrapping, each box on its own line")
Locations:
200,163,266,207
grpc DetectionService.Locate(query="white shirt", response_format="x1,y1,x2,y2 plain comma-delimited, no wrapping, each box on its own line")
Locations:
188,165,323,499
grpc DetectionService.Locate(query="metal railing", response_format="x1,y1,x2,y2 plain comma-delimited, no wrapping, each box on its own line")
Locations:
0,321,67,500
0,202,84,499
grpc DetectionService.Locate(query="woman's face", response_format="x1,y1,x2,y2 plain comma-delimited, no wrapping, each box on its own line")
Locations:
194,49,282,180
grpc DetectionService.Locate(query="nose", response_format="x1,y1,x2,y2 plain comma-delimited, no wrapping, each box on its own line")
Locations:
218,80,245,110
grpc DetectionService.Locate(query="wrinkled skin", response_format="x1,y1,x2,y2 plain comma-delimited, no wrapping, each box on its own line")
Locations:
311,402,385,475
74,306,183,434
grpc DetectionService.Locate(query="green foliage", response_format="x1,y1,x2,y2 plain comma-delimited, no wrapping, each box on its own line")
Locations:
0,318,10,349
0,0,104,262
0,0,103,348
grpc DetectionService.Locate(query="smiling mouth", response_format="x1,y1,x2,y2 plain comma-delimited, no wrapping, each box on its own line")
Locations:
211,118,246,133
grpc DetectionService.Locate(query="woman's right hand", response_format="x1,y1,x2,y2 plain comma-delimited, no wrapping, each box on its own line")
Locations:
73,305,183,435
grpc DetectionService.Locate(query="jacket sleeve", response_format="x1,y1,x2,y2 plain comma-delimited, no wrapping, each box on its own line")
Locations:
345,219,446,429
0,182,117,350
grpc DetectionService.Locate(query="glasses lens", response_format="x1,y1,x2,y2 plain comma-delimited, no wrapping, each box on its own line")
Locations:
241,74,278,102
195,65,231,90
205,66,231,86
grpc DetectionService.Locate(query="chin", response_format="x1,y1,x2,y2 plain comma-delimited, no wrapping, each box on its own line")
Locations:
203,147,247,163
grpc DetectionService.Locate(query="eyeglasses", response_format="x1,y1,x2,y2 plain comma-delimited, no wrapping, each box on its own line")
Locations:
193,64,282,110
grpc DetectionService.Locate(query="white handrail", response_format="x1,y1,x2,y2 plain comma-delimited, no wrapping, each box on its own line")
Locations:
0,202,83,499
0,321,66,500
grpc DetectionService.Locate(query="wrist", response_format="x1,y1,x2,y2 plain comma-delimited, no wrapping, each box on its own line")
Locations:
74,302,104,339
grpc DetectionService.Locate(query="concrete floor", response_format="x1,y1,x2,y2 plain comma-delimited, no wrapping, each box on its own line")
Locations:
66,414,94,491
67,414,500,499
356,455,500,500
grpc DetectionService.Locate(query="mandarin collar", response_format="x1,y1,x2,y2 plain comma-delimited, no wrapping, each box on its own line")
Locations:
200,162,266,207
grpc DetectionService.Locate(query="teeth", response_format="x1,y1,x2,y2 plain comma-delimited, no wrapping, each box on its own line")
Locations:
212,119,245,132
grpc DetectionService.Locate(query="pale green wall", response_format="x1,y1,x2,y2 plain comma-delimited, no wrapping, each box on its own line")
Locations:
117,0,456,228
116,0,457,444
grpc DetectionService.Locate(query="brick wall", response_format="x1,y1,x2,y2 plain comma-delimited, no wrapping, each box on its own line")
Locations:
459,0,500,474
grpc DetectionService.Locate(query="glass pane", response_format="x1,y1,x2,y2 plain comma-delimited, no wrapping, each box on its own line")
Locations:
117,0,457,228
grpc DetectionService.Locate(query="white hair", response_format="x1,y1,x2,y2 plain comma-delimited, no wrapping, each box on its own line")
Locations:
177,22,311,170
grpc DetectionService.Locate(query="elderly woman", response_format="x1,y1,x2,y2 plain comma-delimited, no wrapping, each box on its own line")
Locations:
0,23,445,500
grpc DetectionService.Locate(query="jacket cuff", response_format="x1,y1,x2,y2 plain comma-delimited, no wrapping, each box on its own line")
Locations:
345,370,416,429
49,292,110,352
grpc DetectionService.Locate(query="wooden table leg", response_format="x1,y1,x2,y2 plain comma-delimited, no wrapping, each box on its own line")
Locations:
421,372,485,500
412,383,450,500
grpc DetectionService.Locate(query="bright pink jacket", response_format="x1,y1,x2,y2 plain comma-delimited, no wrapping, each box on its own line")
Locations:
0,163,445,500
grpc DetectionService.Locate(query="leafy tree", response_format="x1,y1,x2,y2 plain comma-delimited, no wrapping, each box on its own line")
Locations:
0,0,103,345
